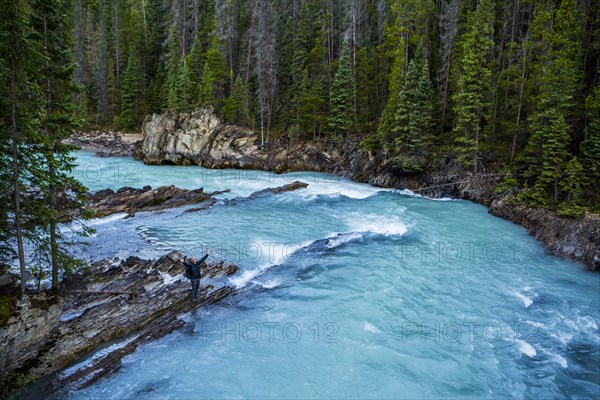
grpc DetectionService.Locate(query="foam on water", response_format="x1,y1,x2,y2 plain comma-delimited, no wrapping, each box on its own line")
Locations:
363,322,382,334
513,291,534,308
345,212,408,236
517,340,537,357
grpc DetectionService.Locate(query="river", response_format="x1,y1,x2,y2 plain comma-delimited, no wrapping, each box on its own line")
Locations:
54,151,600,398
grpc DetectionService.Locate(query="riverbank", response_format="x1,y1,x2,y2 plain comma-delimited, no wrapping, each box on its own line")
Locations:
0,251,238,396
69,110,599,271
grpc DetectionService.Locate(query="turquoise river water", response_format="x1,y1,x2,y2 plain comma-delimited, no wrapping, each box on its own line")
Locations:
46,151,600,398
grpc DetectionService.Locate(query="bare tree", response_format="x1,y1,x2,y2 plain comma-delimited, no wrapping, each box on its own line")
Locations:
252,0,277,145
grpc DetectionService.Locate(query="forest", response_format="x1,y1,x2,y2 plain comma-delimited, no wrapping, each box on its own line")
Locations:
69,0,600,212
0,0,599,293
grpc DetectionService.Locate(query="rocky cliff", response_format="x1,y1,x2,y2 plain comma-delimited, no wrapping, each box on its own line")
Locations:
0,252,238,395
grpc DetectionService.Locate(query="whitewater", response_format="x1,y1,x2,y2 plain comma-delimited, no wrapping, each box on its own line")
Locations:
46,151,600,398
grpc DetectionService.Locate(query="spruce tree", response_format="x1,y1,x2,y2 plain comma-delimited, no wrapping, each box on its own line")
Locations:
526,0,582,204
328,37,355,136
580,84,600,202
119,51,143,130
174,58,194,111
165,23,181,111
224,74,249,125
377,41,406,151
452,0,494,173
33,0,93,289
558,156,585,215
393,52,434,172
0,0,43,292
197,35,227,113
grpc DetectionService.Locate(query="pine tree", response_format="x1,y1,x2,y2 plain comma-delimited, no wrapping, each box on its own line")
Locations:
224,74,250,125
187,35,205,99
0,0,43,292
33,0,93,289
377,40,406,151
328,37,355,136
558,156,585,216
119,51,143,130
165,23,181,110
452,0,494,173
393,52,434,172
526,0,583,204
174,58,194,111
198,35,227,113
580,84,600,200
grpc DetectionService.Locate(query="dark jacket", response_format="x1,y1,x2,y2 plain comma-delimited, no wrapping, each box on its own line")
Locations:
183,254,208,279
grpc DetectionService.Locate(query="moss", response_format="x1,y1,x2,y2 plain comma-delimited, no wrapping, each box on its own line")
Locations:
0,371,35,399
0,296,14,327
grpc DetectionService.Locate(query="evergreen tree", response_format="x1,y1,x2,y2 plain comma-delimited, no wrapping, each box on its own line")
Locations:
526,0,582,204
174,58,194,111
198,35,227,113
165,23,181,110
328,37,355,136
33,0,93,289
224,74,250,125
187,35,205,98
558,156,585,215
377,40,406,151
0,0,43,292
393,52,434,171
119,51,143,130
581,84,600,199
452,0,494,173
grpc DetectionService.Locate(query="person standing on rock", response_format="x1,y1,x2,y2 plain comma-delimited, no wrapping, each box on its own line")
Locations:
180,250,210,299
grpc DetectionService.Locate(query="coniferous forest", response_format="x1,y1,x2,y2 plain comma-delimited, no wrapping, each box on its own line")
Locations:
1,0,599,292
67,0,599,212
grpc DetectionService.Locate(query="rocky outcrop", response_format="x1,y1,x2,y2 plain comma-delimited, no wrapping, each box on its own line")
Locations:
0,293,62,376
140,108,262,168
185,181,309,213
64,131,143,157
490,196,600,271
84,185,224,219
0,251,238,393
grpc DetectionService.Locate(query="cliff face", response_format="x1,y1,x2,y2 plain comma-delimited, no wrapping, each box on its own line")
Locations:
0,294,62,375
140,108,261,168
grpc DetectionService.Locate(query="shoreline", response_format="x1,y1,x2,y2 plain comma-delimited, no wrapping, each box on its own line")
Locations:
72,119,599,272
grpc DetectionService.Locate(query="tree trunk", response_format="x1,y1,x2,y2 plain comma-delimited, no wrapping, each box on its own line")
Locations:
511,43,526,162
10,67,26,294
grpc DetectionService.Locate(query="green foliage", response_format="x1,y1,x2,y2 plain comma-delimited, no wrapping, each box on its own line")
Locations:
495,171,518,195
224,75,250,125
581,85,600,195
0,371,35,399
525,0,583,205
118,51,143,130
451,0,494,173
328,37,355,136
377,41,406,150
392,51,434,172
0,295,14,326
197,36,228,113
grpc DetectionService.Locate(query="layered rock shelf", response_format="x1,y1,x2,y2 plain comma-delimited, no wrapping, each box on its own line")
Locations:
0,251,238,393
85,185,222,218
